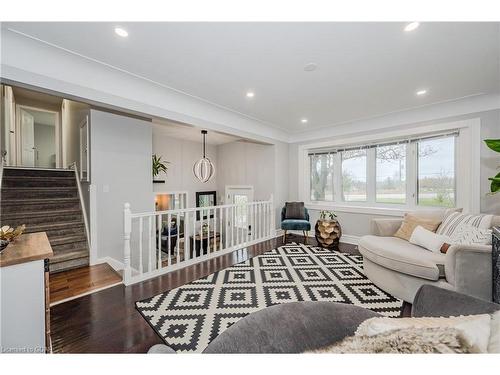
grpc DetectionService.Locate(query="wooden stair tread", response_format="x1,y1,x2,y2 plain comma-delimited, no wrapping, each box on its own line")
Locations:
2,197,80,205
1,208,82,218
51,248,89,263
25,221,85,231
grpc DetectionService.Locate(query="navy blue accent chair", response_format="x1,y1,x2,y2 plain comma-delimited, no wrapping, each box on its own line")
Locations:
280,206,311,244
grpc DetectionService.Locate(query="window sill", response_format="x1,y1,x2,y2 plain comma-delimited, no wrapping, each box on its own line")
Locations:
304,202,409,217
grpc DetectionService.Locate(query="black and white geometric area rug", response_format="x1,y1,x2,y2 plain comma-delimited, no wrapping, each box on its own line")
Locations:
136,242,402,353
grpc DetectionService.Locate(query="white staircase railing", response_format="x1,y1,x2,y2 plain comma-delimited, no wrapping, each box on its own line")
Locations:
123,195,275,285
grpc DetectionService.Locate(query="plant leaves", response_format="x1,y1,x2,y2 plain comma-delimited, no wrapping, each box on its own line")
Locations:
484,139,500,153
489,172,500,193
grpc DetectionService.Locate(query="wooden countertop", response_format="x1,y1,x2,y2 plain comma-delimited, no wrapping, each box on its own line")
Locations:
0,232,53,267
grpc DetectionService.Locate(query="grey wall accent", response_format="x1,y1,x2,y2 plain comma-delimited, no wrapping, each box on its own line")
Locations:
289,109,500,238
152,124,218,207
89,109,153,263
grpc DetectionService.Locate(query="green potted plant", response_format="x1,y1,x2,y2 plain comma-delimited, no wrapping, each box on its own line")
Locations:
484,139,500,194
152,154,169,183
315,210,342,249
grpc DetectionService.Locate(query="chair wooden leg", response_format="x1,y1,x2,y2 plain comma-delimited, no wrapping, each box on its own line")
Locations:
303,231,307,244
283,230,287,244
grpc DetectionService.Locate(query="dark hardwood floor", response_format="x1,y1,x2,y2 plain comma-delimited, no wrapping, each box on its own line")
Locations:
49,235,368,353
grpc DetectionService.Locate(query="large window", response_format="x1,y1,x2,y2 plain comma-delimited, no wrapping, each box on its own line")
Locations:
376,144,406,204
310,153,334,201
307,133,457,208
341,150,367,202
417,137,455,207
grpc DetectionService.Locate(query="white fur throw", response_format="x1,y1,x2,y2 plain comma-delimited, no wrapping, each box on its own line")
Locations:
309,327,475,353
355,314,491,353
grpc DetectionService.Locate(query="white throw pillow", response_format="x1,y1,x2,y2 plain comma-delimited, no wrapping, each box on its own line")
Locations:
488,310,500,353
409,225,450,253
355,314,492,353
436,212,493,237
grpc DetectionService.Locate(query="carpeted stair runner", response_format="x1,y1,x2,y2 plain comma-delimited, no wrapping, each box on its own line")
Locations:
0,167,89,273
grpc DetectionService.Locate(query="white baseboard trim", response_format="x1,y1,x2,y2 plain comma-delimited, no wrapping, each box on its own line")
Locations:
95,256,125,272
281,230,361,245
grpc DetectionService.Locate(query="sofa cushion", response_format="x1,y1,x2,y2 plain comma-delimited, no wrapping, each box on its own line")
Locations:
394,214,442,241
281,219,311,231
359,235,446,281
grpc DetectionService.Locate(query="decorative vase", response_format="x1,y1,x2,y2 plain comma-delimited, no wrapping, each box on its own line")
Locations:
315,219,342,249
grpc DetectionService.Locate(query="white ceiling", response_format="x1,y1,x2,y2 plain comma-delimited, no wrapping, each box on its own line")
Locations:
3,22,499,133
153,119,242,145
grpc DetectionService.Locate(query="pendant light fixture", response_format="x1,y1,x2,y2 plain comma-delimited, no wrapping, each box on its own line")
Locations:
193,130,215,183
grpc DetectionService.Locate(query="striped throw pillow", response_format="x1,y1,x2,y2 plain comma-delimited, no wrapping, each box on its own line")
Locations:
436,212,493,237
449,225,492,245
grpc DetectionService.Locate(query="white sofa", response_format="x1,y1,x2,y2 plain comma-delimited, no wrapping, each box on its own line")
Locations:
358,214,500,303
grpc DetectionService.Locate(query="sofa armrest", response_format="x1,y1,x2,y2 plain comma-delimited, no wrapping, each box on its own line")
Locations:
370,218,402,236
444,243,492,301
412,285,500,317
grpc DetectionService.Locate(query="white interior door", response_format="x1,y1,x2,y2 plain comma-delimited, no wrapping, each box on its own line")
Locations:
226,186,254,242
20,109,35,167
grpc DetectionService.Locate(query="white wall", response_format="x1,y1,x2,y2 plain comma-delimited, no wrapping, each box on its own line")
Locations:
89,109,154,265
152,123,218,207
216,141,275,203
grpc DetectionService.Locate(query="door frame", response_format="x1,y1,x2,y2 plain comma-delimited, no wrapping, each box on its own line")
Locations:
224,185,255,204
15,104,61,168
79,115,90,181
224,185,255,240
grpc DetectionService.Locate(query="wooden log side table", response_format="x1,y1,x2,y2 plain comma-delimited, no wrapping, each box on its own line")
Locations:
492,227,500,304
190,232,221,258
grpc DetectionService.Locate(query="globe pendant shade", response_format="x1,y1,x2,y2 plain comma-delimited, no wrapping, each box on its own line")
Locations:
193,157,215,183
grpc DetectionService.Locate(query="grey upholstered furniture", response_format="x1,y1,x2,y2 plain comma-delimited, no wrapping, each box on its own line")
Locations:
358,214,500,303
147,285,500,354
280,203,311,244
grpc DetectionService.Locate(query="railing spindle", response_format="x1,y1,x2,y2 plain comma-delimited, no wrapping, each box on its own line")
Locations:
139,217,143,274
207,208,211,254
157,214,162,270
167,213,171,267
176,213,180,264
148,216,153,273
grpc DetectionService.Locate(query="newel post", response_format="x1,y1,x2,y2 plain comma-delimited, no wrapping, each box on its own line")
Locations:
269,194,275,237
123,202,132,284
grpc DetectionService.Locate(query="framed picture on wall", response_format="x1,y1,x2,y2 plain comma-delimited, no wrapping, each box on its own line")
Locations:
196,191,216,220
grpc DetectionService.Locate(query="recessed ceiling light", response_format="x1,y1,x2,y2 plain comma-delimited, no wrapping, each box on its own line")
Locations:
246,91,255,98
304,63,318,72
416,89,428,96
114,27,129,37
404,22,420,32
301,118,308,124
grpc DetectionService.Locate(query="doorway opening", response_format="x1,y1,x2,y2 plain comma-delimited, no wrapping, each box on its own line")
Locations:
17,106,59,168
225,185,254,240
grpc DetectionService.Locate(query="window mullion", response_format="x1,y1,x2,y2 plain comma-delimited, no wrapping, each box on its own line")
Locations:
367,148,376,205
334,152,342,202
407,142,417,209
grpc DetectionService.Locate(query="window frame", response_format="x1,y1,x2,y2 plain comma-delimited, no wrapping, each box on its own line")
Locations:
298,119,480,216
